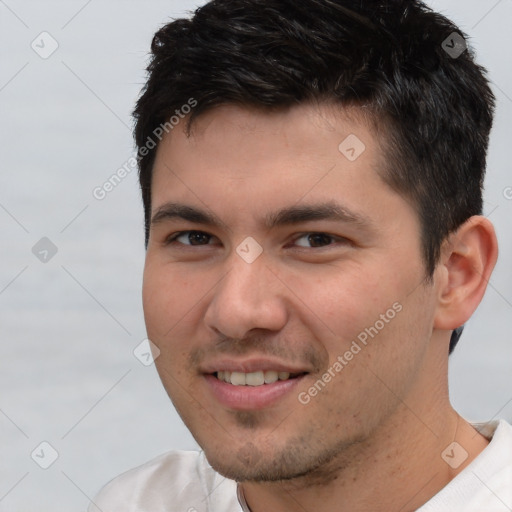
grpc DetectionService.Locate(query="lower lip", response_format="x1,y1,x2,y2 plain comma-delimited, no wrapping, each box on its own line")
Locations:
204,374,306,410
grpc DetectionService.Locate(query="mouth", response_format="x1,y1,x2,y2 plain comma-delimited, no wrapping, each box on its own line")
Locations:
203,365,309,410
214,370,306,386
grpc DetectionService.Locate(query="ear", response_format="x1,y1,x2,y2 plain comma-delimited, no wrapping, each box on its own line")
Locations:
433,216,498,330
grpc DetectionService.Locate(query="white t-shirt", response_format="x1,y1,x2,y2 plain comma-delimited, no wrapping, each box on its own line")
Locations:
90,419,512,512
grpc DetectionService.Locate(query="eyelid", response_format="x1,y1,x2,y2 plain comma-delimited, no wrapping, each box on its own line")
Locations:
290,232,351,248
164,230,219,245
165,230,350,249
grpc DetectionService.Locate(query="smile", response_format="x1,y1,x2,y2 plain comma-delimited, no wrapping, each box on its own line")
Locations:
205,371,307,410
215,370,304,386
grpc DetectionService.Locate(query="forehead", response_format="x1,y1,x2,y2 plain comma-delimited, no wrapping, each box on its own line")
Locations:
149,103,413,233
170,103,380,170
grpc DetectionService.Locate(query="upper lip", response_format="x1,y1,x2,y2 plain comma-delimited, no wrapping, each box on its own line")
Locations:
199,358,311,375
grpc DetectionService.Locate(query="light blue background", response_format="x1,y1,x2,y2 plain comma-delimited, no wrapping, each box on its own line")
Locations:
1,1,511,510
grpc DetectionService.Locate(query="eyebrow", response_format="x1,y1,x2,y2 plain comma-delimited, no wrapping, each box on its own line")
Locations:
151,201,373,231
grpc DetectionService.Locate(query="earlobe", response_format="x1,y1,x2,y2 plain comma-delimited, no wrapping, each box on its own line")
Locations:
434,216,498,331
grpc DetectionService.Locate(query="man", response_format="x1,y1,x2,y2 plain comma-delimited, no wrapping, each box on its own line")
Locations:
90,0,512,510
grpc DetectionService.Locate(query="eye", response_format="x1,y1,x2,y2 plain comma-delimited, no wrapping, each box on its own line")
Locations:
164,231,349,250
165,230,216,246
293,232,348,248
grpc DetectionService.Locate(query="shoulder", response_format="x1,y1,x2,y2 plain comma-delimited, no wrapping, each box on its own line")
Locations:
419,419,512,512
89,450,241,512
468,419,512,510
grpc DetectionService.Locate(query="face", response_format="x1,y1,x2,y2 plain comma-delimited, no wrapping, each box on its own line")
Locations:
143,103,440,482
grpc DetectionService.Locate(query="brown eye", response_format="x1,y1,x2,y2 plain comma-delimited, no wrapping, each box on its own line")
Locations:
167,231,213,245
295,233,337,248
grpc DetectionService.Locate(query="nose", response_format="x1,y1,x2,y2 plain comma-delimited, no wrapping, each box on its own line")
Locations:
203,251,288,340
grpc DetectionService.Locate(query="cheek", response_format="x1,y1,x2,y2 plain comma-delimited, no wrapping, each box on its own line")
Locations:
142,266,196,393
293,257,430,384
142,261,208,339
291,265,394,350
142,265,169,339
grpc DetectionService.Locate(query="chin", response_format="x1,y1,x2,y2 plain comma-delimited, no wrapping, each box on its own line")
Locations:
202,437,346,484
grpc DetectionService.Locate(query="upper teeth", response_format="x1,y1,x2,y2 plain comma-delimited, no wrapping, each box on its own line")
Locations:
217,370,292,386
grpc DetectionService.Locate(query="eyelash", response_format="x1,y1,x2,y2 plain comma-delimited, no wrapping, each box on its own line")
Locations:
164,230,349,249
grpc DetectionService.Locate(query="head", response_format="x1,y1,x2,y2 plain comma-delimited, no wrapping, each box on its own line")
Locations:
135,0,495,354
136,0,497,483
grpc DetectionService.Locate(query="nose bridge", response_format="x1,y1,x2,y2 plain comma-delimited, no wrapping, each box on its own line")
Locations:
220,250,271,309
204,247,287,337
